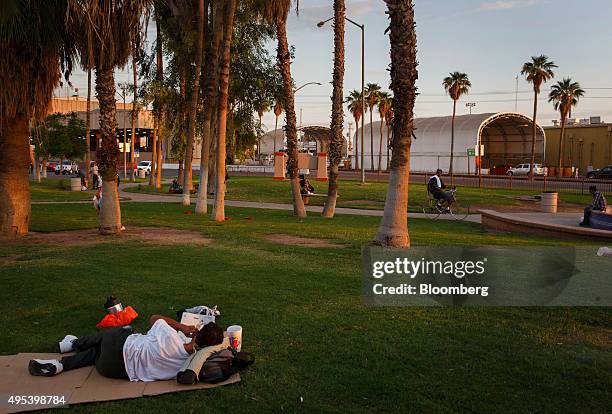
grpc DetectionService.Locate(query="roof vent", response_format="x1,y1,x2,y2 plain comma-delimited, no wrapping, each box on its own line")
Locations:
590,116,601,124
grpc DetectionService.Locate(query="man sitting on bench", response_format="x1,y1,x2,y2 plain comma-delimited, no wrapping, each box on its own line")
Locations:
580,185,608,226
300,174,315,195
28,315,223,382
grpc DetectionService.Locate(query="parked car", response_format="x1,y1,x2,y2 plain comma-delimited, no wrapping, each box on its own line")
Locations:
134,161,152,176
489,164,512,175
46,161,58,172
55,160,79,175
507,163,544,176
586,165,612,179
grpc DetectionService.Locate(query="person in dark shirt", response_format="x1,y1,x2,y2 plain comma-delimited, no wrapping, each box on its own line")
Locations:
427,169,453,209
580,185,608,226
299,174,315,195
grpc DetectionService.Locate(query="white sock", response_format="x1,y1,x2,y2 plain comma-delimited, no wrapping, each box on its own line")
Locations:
34,359,63,374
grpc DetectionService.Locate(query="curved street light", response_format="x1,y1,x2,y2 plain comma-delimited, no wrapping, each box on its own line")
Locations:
294,81,322,93
318,16,365,183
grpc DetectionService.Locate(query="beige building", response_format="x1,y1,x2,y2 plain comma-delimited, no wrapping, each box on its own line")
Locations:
544,121,612,174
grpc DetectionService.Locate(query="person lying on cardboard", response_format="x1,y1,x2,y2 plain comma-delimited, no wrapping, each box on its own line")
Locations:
28,315,223,382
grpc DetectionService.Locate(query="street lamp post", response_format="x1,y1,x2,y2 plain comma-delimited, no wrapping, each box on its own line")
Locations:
466,102,476,115
317,16,365,184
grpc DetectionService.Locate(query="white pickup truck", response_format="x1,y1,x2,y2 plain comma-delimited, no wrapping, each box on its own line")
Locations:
506,163,545,176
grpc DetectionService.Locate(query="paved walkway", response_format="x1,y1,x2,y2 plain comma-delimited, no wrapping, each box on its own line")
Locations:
31,182,482,223
117,183,482,223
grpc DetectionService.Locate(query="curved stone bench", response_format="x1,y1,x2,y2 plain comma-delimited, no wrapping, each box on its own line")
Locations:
591,210,612,231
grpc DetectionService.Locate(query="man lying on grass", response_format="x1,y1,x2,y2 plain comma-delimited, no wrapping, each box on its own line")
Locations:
28,315,224,382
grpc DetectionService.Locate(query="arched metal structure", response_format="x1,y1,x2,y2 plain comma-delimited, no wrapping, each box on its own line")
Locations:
354,112,546,172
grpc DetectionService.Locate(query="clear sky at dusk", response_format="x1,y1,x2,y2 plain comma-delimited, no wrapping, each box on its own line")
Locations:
57,0,612,132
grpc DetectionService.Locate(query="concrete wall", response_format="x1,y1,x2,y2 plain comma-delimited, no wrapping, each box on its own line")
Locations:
544,124,612,173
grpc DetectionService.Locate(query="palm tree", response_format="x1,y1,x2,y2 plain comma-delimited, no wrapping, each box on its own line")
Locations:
374,0,417,248
346,90,364,171
254,99,270,158
195,1,225,214
442,72,471,183
182,0,206,206
273,100,283,155
365,83,381,171
377,92,392,174
521,55,556,180
548,78,585,177
321,0,345,218
211,0,237,222
85,69,92,184
385,104,394,171
75,0,150,234
0,0,75,236
257,0,306,217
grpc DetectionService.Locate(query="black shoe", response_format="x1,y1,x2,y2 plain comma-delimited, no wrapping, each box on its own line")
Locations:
28,360,57,377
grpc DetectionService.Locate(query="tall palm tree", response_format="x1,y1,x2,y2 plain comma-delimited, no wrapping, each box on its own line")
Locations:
257,0,306,217
377,91,392,174
273,100,283,155
346,90,364,171
195,1,225,214
182,0,206,206
0,0,75,236
254,99,270,158
322,0,345,218
374,0,417,248
365,83,381,171
211,0,237,221
521,55,556,180
130,36,141,182
75,0,151,234
442,72,471,183
385,104,394,170
85,69,92,184
548,78,585,177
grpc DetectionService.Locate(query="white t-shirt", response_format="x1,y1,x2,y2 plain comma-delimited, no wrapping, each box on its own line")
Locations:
429,175,442,189
122,319,191,382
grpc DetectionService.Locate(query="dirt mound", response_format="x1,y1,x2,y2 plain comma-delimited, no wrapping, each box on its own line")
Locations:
5,227,211,247
261,234,344,248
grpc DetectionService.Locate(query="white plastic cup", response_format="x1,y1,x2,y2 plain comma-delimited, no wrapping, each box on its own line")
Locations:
227,325,242,352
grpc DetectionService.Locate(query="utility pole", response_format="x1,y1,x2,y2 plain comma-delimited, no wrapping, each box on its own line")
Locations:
514,75,519,112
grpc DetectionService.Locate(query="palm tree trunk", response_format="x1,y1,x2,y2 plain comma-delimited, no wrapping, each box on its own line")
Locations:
0,114,30,236
276,20,306,218
196,0,224,214
449,99,456,184
378,115,384,174
322,0,345,218
183,0,206,206
149,117,157,186
529,90,538,180
85,69,92,185
211,0,236,221
386,121,390,170
273,116,278,154
42,158,48,179
369,109,374,171
95,66,122,234
557,116,567,177
156,134,162,188
374,0,417,248
130,58,137,182
354,115,359,171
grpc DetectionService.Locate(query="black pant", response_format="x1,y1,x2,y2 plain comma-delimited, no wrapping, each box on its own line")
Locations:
433,190,453,204
583,207,593,225
60,327,133,379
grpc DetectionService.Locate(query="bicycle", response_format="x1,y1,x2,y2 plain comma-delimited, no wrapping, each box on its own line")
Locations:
422,187,470,220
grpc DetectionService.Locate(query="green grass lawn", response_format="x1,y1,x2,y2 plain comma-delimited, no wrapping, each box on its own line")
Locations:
1,202,609,413
30,177,149,202
124,176,593,211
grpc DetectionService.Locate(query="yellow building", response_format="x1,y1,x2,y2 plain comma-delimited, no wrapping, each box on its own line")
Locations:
544,122,612,174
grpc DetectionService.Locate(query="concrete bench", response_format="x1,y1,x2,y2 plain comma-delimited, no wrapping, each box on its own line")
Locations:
591,208,612,231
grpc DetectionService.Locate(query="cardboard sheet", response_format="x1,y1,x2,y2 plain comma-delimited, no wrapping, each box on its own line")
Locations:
0,353,239,414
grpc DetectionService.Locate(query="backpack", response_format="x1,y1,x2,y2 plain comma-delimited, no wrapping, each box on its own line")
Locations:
198,349,254,384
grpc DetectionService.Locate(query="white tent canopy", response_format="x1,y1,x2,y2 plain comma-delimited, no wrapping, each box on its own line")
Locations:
353,112,546,173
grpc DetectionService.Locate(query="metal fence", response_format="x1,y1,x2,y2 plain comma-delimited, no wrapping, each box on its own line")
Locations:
409,172,612,195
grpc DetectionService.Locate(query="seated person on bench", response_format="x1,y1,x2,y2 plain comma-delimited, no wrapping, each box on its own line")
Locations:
300,174,315,195
28,315,223,382
169,179,182,194
580,185,608,226
428,169,454,209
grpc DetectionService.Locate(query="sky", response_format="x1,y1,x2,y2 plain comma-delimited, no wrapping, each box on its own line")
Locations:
56,0,612,133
